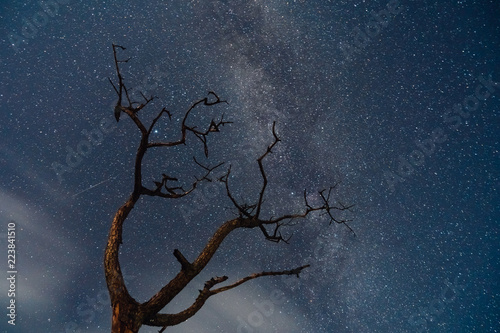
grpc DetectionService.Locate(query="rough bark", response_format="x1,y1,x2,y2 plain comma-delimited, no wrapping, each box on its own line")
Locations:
111,301,141,333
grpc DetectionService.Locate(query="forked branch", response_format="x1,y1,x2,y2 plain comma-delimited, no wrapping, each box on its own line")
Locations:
256,122,281,218
105,44,354,333
150,264,310,332
221,122,355,242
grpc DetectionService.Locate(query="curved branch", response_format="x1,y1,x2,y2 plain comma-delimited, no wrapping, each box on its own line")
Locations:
219,166,255,218
104,197,140,306
147,92,230,152
146,276,228,330
221,123,355,241
141,215,271,318
147,265,310,331
140,160,224,198
105,44,354,333
105,45,233,331
139,119,354,324
141,218,243,316
211,264,310,294
255,121,280,218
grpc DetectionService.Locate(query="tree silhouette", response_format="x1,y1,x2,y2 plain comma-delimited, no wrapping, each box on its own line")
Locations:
104,44,354,333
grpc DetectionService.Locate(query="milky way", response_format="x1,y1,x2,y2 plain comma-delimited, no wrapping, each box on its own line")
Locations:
0,1,498,332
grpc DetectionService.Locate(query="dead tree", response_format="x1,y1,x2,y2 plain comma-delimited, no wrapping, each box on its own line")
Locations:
104,44,354,333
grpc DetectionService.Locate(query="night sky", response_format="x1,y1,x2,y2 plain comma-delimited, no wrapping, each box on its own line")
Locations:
0,1,499,332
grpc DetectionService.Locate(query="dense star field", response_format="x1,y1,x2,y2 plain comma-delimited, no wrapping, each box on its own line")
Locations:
0,1,498,332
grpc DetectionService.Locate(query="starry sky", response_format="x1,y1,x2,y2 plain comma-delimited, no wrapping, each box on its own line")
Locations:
0,1,499,332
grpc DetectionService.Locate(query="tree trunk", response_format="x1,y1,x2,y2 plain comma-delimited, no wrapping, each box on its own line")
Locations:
111,301,143,333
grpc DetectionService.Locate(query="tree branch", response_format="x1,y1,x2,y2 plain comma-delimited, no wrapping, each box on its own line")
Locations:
105,45,233,331
173,249,192,272
140,159,224,198
140,120,354,326
221,123,355,242
147,265,310,331
256,121,280,219
105,44,355,332
210,264,310,294
146,93,231,153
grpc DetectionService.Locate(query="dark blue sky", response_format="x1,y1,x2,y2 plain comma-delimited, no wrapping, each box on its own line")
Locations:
0,1,498,332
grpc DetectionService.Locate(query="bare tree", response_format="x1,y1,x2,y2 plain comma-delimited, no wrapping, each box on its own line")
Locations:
104,44,354,333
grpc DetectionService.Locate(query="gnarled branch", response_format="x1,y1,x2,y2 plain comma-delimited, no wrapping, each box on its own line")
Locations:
220,122,355,242
148,265,310,332
104,44,354,333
